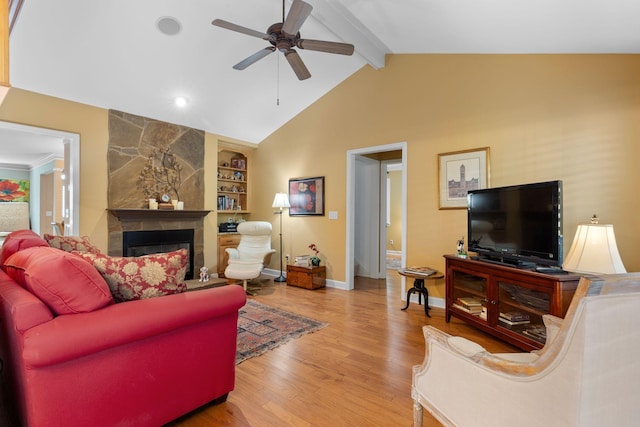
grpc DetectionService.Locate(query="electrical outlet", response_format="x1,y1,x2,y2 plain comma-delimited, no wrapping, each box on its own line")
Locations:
285,254,290,263
389,239,394,245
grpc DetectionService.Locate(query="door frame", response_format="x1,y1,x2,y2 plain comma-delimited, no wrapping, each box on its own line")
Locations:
345,142,407,291
0,121,80,235
381,159,402,276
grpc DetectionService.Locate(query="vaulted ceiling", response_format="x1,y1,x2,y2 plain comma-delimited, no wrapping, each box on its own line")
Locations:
6,0,640,151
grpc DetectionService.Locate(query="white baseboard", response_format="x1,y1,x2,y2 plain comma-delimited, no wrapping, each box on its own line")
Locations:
262,267,347,289
402,295,445,309
262,268,445,302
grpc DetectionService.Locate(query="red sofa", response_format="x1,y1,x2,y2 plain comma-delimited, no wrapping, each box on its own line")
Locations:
0,230,246,426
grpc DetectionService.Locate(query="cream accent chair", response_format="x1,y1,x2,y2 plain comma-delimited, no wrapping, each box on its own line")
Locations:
224,221,276,294
412,273,640,427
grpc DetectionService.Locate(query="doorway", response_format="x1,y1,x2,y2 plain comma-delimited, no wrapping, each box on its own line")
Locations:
0,121,80,236
346,142,407,294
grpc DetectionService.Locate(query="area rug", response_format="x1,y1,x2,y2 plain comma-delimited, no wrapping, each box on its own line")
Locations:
236,299,327,364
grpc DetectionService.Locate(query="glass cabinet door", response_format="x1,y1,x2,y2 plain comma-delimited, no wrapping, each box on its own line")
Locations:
451,270,488,321
497,281,550,345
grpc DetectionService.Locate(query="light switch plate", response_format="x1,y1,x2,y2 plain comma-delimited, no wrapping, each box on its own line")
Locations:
329,211,338,220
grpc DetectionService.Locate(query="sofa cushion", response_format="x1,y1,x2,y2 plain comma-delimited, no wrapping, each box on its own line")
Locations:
44,234,102,254
75,249,188,302
4,246,114,315
0,229,49,267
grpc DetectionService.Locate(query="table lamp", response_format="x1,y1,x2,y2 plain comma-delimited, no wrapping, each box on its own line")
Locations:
563,215,626,275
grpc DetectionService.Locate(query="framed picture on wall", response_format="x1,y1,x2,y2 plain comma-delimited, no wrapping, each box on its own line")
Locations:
0,179,30,202
230,158,246,170
438,147,490,209
289,176,325,216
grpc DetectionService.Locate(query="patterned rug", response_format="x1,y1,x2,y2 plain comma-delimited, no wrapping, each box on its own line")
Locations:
236,299,327,364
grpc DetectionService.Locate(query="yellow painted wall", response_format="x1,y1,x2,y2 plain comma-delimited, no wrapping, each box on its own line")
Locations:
2,55,639,297
253,54,640,297
0,88,110,247
0,88,246,269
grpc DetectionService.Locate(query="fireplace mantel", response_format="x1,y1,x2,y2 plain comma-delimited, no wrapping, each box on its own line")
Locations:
108,209,212,221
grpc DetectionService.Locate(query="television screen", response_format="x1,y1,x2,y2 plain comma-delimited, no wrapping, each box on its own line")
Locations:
467,180,563,267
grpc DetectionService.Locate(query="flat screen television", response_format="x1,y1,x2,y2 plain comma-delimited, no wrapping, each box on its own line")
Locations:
467,180,563,268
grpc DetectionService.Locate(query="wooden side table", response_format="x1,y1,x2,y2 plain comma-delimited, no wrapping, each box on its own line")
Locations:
286,265,326,289
398,268,444,317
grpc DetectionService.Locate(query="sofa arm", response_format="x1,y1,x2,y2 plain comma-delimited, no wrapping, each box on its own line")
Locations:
420,326,542,377
263,249,276,266
447,336,488,358
226,248,240,259
0,272,54,332
22,284,246,368
542,314,563,343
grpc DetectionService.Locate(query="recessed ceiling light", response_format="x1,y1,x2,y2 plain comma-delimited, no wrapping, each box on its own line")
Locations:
175,96,188,107
157,17,182,36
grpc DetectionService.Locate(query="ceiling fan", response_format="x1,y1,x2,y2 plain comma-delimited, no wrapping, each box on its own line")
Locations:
212,0,355,80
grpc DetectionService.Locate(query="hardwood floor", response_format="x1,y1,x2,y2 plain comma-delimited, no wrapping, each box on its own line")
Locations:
168,271,520,427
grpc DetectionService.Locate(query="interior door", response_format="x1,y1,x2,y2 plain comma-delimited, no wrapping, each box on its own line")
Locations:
346,142,407,291
354,155,383,279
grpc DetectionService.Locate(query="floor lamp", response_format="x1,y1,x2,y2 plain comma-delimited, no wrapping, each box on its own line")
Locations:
272,192,291,282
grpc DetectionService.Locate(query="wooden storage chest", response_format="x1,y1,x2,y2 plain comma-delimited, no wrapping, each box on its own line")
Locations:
286,265,326,289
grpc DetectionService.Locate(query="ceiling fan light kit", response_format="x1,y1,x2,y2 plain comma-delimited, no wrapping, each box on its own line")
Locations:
212,0,354,80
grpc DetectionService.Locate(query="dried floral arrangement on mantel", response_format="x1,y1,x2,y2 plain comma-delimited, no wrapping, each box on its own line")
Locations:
137,148,182,202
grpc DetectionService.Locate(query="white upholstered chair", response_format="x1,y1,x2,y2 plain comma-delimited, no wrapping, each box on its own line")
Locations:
412,273,640,427
224,221,275,294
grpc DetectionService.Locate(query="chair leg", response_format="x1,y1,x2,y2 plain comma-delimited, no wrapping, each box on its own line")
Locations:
413,399,424,427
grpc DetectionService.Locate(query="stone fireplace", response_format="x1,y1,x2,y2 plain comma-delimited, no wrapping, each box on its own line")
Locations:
108,209,210,280
106,110,209,272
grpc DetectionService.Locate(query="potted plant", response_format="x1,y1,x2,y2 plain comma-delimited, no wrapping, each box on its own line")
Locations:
308,243,321,266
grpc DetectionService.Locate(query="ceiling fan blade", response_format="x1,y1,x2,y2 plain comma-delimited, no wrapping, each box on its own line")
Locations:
284,49,311,80
212,19,275,42
297,39,355,56
282,0,313,37
233,47,276,70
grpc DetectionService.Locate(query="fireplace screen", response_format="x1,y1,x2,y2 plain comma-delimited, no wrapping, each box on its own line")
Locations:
122,229,194,280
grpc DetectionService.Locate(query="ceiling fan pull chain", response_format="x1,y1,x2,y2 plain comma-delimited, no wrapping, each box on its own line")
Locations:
277,54,280,106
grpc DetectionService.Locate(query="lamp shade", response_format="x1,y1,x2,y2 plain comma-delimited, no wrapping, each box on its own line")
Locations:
272,192,291,209
563,224,626,274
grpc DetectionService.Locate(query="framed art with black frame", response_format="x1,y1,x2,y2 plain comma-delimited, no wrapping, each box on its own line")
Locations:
289,176,324,216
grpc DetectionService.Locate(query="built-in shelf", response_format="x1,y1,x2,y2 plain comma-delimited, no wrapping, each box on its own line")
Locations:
108,209,212,221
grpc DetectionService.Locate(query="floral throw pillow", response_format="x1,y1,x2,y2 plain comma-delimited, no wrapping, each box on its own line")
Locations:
44,234,102,254
74,249,188,302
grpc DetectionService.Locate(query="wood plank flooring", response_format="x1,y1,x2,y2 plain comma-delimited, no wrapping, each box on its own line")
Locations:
167,271,520,427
